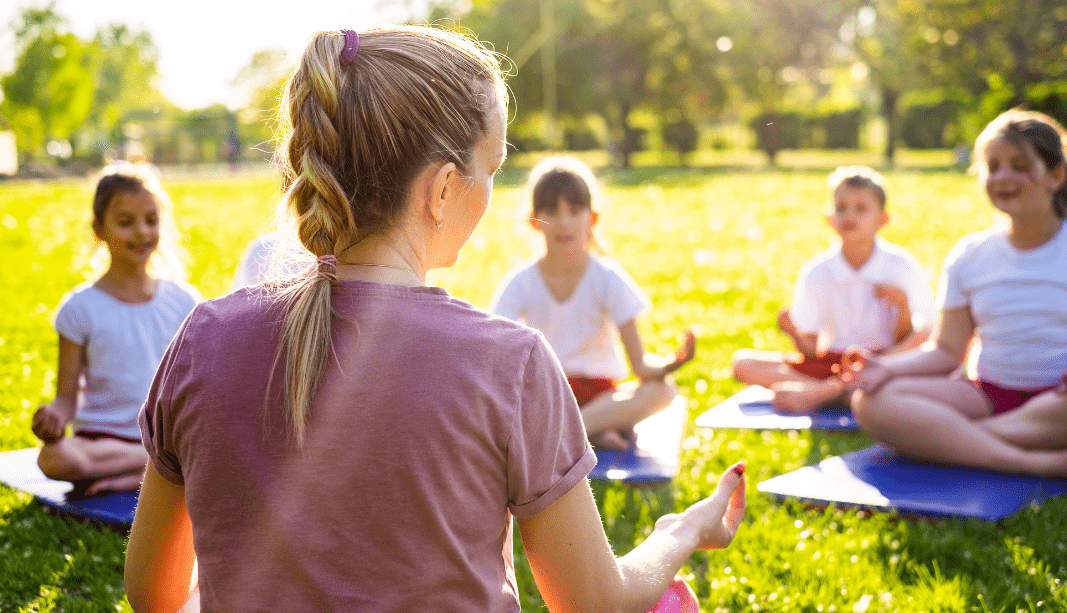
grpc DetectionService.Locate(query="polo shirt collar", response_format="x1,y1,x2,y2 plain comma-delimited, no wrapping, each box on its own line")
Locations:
828,238,887,282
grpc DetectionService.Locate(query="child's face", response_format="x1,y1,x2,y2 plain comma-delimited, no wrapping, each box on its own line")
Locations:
827,184,887,243
93,188,161,268
531,197,597,253
982,137,1065,220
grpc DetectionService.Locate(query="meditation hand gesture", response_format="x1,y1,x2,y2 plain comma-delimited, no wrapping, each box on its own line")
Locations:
32,401,72,444
664,328,697,376
655,462,746,550
839,347,894,394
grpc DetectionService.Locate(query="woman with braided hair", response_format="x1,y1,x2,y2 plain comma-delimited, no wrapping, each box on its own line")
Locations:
124,25,745,613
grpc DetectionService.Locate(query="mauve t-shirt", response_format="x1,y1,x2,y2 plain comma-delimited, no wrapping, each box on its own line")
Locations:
140,281,595,613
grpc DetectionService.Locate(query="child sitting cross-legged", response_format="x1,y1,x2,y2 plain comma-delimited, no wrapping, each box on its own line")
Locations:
731,165,933,414
489,156,695,450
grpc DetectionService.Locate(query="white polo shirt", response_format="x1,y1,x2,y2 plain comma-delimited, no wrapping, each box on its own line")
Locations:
790,238,934,353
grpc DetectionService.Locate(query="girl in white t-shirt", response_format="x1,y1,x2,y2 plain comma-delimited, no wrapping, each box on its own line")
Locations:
32,164,199,496
844,109,1067,477
490,156,695,450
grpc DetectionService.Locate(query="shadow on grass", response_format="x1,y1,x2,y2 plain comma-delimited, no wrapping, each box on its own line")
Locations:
0,486,131,611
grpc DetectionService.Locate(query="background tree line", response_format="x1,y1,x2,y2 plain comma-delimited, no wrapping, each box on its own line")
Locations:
2,0,1065,172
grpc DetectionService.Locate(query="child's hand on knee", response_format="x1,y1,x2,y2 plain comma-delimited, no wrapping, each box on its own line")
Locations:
32,403,68,444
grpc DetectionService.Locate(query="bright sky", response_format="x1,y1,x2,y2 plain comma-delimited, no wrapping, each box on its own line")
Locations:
0,0,424,110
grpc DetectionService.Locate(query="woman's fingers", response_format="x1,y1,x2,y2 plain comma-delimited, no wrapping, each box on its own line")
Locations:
688,462,746,550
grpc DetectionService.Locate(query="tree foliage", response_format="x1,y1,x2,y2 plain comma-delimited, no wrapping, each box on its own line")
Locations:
0,3,163,160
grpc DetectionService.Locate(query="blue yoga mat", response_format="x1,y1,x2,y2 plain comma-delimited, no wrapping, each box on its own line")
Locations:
0,447,138,527
695,385,858,431
757,443,1067,520
589,395,688,484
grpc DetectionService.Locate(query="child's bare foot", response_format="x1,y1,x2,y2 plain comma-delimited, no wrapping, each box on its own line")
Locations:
589,430,635,452
770,379,845,414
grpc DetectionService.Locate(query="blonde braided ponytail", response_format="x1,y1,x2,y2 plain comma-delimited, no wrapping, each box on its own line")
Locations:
271,26,504,442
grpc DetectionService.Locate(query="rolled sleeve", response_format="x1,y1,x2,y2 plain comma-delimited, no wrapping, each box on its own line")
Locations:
138,307,197,485
507,334,596,518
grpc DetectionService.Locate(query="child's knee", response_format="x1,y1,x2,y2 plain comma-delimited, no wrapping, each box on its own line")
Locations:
37,444,86,481
649,377,677,406
850,384,897,431
731,349,761,381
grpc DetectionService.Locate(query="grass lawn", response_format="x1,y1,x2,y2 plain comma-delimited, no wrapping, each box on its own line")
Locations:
0,159,1064,612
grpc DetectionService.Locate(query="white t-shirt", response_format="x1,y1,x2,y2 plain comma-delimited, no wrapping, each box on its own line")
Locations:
489,255,650,380
936,221,1067,390
232,233,306,290
791,238,935,353
54,279,200,439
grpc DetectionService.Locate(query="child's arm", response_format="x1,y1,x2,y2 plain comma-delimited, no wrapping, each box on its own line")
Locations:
32,335,83,443
618,320,695,381
776,309,818,356
842,306,973,393
125,463,197,613
874,283,930,354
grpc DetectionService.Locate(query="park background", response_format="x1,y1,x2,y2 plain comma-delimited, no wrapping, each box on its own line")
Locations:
1,0,1066,611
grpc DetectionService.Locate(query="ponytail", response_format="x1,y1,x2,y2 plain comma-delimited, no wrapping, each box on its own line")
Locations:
271,26,503,442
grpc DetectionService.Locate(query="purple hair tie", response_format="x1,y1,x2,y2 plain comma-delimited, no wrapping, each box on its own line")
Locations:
340,29,360,65
315,254,338,281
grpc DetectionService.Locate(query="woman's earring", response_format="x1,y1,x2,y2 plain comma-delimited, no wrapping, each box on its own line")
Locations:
437,221,443,229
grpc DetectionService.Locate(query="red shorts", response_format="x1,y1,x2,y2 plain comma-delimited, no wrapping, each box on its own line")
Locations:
73,430,141,444
567,376,617,407
787,351,845,381
974,380,1056,415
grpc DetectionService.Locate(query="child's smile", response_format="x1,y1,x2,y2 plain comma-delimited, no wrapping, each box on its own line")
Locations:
94,188,161,268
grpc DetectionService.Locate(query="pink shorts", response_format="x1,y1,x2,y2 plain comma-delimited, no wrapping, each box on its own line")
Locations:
974,380,1056,415
566,376,617,407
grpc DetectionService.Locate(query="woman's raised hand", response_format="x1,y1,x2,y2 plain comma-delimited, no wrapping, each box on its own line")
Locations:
656,462,746,550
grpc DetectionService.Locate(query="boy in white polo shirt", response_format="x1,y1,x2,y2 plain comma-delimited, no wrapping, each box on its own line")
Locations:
731,166,934,413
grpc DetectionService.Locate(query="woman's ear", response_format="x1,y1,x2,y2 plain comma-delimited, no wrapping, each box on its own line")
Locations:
528,215,542,231
425,160,458,227
590,210,599,226
91,220,103,241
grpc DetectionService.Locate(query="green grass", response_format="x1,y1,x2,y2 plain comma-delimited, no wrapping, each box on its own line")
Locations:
1,163,1065,612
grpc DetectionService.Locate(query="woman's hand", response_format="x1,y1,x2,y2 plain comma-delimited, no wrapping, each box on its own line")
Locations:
655,462,746,551
839,346,895,394
32,401,71,444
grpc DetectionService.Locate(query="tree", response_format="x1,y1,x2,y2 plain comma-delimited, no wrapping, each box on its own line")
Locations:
88,23,165,141
1,5,95,158
726,0,846,165
232,49,293,160
432,0,736,167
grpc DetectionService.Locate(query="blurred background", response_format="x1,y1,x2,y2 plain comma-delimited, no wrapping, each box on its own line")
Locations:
0,0,1064,177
